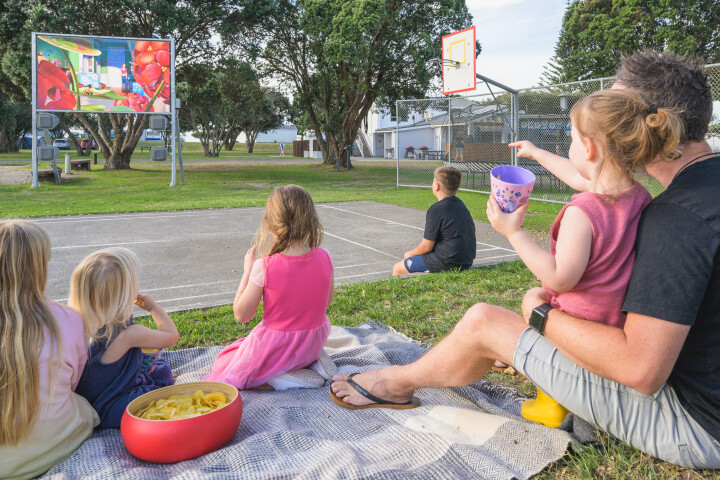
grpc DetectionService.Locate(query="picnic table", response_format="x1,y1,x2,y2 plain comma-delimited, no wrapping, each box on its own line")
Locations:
416,150,447,160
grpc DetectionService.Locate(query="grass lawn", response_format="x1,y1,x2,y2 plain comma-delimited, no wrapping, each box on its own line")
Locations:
2,155,714,478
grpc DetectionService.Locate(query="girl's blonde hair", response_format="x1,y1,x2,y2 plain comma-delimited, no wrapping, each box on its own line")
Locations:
254,185,323,257
0,219,60,445
570,89,683,181
69,247,139,343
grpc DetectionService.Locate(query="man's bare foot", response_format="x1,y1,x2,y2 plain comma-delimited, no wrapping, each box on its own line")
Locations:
330,367,414,407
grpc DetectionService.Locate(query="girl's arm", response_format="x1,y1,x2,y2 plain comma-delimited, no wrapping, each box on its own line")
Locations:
233,246,263,323
100,293,179,364
509,141,592,192
487,198,592,292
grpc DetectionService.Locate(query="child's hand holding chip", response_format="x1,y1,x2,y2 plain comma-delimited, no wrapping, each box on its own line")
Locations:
135,293,158,313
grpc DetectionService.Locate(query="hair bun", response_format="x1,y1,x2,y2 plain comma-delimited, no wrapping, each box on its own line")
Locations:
646,112,662,128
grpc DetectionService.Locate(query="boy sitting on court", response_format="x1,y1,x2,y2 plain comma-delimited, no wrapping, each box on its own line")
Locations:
393,166,476,275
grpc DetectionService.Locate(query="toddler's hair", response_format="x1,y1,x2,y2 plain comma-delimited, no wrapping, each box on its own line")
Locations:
570,89,683,180
255,185,322,257
434,166,462,195
0,219,60,445
70,247,139,343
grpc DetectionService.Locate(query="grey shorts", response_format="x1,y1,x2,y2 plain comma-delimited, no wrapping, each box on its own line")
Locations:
513,328,720,469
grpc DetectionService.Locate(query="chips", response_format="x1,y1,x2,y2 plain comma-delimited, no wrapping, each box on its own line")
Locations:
134,390,229,420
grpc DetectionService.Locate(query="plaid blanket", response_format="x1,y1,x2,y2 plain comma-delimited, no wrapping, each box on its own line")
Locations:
43,323,574,480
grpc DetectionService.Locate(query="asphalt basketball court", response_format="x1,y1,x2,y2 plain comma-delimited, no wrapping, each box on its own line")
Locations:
38,201,519,314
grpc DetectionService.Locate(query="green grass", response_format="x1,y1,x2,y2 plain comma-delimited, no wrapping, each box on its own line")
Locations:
3,157,707,478
0,141,298,164
0,160,563,233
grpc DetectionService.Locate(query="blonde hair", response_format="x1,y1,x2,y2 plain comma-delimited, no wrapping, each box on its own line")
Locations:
69,247,139,343
0,219,60,445
254,185,323,257
570,90,683,184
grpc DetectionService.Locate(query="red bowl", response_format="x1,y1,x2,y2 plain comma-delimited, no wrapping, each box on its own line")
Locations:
120,381,242,463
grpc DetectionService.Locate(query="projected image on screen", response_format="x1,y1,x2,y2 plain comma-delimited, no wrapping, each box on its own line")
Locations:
36,34,171,114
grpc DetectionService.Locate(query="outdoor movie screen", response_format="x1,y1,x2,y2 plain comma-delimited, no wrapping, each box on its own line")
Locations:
35,34,172,114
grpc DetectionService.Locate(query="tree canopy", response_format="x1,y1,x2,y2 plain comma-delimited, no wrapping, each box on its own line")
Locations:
543,0,720,84
0,0,244,168
231,0,475,166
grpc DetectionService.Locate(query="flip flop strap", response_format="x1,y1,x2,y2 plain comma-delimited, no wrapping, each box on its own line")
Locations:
347,373,405,406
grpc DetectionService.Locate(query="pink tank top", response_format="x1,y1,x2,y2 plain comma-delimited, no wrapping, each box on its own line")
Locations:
261,247,333,331
544,182,652,328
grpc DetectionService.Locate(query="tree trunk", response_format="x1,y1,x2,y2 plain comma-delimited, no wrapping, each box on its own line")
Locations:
103,150,133,169
61,122,84,156
224,136,237,151
74,112,146,169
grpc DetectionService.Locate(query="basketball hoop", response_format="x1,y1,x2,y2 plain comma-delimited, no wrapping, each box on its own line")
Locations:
441,26,476,95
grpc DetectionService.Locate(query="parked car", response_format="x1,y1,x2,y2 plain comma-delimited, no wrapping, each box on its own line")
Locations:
80,138,97,149
53,138,70,150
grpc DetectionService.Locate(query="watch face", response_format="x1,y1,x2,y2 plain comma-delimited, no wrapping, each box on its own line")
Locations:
530,304,550,334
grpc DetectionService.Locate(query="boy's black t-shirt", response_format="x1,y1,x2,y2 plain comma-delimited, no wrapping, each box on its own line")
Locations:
422,195,476,272
622,156,720,441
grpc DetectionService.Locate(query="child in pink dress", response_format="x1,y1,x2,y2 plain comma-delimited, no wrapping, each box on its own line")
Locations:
207,185,335,390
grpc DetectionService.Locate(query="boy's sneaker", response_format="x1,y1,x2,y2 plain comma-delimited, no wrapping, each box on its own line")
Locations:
308,352,338,380
267,368,325,391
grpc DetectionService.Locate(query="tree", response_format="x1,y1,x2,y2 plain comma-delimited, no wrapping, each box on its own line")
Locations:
0,0,245,169
231,0,474,167
545,0,720,84
0,98,30,152
239,89,290,153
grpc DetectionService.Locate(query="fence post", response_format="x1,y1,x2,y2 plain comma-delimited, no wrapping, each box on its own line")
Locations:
65,152,71,174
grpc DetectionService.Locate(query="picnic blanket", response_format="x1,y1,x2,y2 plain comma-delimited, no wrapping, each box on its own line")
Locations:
43,323,578,480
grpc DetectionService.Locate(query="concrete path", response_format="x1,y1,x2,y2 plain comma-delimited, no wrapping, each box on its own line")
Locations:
36,201,518,313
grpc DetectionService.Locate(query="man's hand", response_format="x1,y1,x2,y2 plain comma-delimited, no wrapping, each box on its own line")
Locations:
522,287,551,323
486,196,528,238
508,140,540,160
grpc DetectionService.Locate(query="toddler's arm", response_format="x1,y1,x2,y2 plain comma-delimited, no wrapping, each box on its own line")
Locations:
509,141,592,192
404,238,435,259
487,197,592,292
233,246,263,323
100,294,179,363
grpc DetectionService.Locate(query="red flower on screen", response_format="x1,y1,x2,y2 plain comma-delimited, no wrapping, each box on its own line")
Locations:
37,60,76,110
132,41,170,102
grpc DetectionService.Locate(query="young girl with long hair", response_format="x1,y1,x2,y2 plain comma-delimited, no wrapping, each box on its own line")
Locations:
488,89,682,426
0,220,98,479
72,247,178,428
207,185,336,390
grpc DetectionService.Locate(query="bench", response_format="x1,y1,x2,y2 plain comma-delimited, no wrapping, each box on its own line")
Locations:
71,159,91,171
37,168,62,182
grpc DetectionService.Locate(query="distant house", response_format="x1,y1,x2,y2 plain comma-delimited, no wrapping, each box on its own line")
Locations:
239,124,298,144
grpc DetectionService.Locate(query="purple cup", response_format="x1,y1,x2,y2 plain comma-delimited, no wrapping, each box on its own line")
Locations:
490,165,536,213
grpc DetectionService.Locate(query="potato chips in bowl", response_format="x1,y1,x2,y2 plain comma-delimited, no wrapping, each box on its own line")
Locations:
120,381,243,463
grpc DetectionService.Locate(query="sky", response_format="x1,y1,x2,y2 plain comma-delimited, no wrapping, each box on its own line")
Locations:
467,0,568,90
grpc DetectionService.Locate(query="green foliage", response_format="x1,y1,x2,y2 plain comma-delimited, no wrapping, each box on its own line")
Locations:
233,0,474,165
0,99,30,153
546,0,720,83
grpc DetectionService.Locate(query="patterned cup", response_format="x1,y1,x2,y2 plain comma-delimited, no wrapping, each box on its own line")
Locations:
490,165,536,213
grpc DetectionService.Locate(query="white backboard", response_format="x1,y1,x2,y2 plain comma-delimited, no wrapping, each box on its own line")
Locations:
442,26,476,95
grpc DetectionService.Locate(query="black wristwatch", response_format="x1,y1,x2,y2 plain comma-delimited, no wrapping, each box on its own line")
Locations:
529,303,553,335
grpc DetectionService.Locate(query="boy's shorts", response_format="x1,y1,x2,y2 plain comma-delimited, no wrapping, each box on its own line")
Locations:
404,255,428,273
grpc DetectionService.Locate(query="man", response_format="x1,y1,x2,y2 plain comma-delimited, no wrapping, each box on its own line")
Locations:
331,51,720,469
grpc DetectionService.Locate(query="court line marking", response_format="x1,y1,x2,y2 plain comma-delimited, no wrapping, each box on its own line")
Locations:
34,210,258,225
324,232,397,259
51,231,252,250
336,270,388,280
318,204,516,253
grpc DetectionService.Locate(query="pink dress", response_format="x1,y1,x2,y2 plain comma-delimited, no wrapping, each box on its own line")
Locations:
543,182,652,328
207,247,333,389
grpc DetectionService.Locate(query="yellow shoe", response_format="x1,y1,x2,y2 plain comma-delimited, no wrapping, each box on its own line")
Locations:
521,388,569,428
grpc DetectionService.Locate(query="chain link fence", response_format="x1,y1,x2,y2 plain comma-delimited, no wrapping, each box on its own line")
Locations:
396,63,720,202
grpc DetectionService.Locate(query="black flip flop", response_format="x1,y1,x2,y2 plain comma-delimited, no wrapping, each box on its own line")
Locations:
329,373,421,410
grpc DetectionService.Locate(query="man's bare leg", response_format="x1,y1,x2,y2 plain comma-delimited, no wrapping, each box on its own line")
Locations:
331,303,528,406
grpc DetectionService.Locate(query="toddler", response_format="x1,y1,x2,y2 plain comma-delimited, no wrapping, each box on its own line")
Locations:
488,89,681,425
207,185,335,390
72,247,179,428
